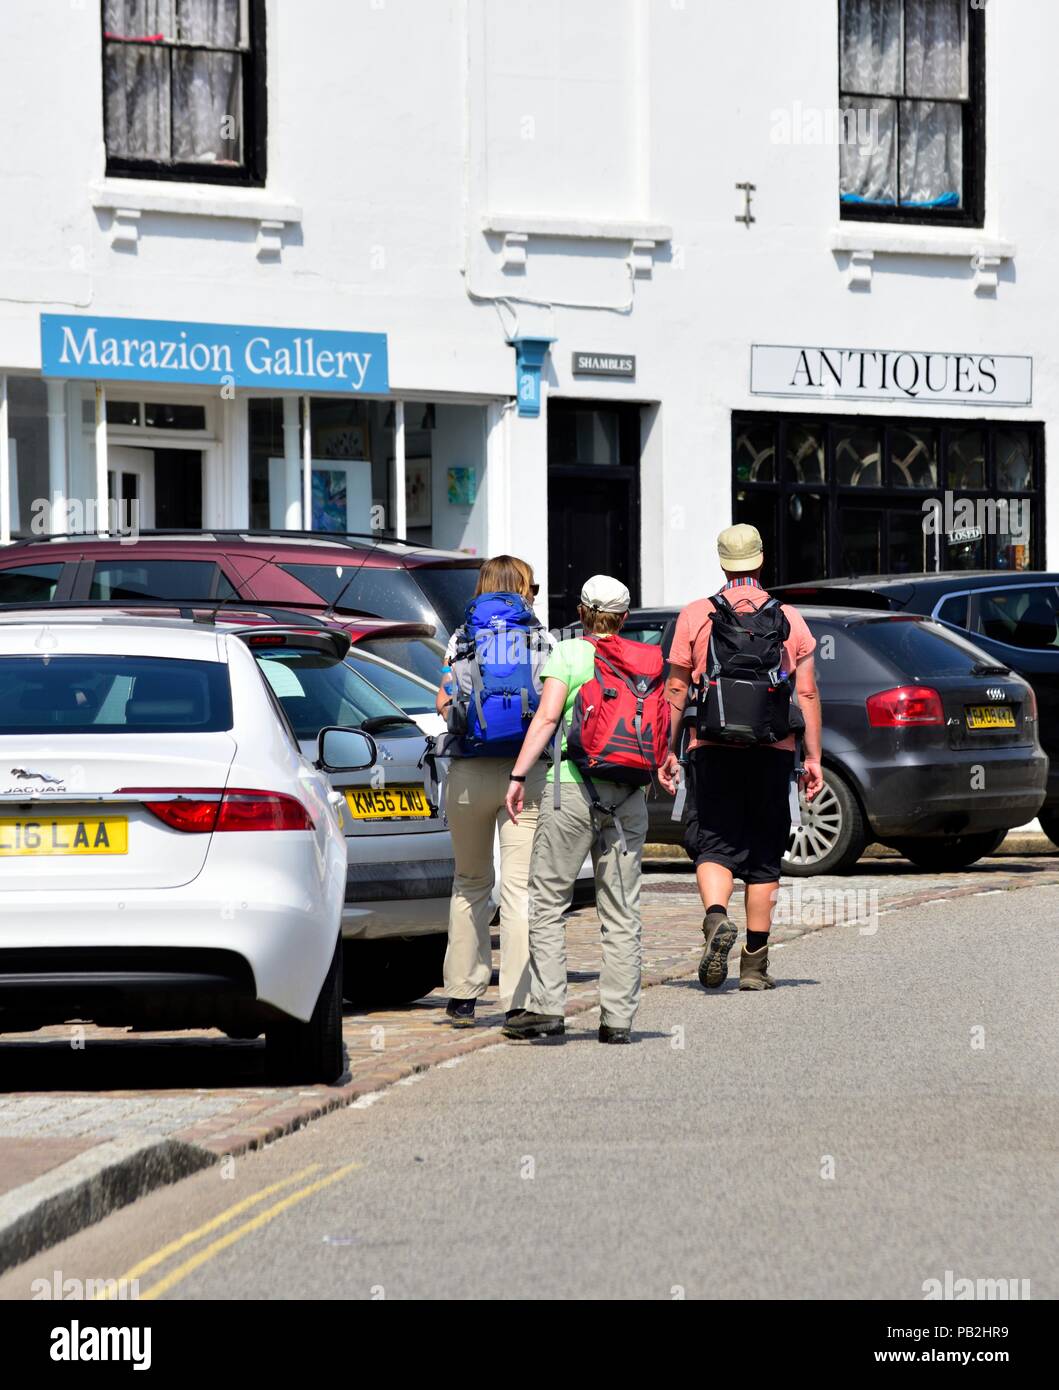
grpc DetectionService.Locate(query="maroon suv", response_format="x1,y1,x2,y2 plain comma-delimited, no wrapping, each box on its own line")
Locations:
0,532,481,663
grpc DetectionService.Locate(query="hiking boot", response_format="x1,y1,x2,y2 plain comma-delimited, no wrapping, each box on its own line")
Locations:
739,944,776,991
698,911,737,989
501,1011,565,1040
598,1023,631,1044
446,998,476,1028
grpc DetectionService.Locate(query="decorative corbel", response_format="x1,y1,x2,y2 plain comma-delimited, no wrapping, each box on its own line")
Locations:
110,208,141,252
848,248,874,290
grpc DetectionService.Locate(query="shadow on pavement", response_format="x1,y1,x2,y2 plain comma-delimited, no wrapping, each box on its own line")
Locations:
0,1034,270,1093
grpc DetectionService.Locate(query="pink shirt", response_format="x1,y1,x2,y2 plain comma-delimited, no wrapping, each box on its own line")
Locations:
669,585,816,753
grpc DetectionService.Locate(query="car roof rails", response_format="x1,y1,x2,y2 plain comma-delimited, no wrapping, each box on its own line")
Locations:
0,598,349,627
7,528,416,548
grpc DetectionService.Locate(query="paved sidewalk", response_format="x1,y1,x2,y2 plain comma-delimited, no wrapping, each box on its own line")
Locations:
2,844,1058,1270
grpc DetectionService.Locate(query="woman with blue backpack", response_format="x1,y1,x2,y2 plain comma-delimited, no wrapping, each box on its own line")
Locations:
435,555,553,1027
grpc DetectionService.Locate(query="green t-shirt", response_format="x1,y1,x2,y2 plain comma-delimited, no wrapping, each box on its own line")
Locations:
541,637,597,784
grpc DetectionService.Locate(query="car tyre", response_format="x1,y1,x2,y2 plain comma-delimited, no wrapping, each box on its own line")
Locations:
890,828,1007,872
782,767,866,877
1037,810,1059,849
343,934,446,1009
266,937,344,1085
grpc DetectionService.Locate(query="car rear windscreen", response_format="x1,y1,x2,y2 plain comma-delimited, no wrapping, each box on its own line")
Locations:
853,619,997,678
621,620,669,647
355,635,445,684
410,566,480,634
256,650,419,740
345,653,436,715
0,656,233,733
278,562,477,636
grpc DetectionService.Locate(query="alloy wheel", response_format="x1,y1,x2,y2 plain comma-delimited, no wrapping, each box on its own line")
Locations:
786,779,844,868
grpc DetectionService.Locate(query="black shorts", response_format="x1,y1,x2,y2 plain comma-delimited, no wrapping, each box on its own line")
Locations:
683,745,795,884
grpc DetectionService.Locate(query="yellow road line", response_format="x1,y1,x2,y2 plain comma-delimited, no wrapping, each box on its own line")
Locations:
138,1162,362,1301
96,1164,322,1297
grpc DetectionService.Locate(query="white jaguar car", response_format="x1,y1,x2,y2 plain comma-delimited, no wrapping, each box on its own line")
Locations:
0,614,376,1083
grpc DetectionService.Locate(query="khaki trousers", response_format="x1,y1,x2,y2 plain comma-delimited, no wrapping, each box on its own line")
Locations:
527,778,649,1029
443,757,546,1012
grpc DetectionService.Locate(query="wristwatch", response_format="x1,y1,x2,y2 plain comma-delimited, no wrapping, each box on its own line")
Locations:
509,774,526,783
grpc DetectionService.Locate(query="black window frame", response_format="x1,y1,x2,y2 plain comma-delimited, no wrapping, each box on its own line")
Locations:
102,0,268,187
838,0,985,228
732,411,1045,587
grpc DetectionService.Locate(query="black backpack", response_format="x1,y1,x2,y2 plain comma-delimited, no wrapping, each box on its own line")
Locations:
691,591,801,745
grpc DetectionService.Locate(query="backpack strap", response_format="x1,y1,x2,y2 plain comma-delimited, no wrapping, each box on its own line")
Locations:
552,718,565,810
466,641,489,733
577,766,637,855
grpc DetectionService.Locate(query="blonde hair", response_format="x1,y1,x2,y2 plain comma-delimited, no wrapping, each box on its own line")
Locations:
578,604,625,637
473,554,536,601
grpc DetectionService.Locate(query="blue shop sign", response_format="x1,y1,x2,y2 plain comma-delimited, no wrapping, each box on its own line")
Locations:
40,314,389,395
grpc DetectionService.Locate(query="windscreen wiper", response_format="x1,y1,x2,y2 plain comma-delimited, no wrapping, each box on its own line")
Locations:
972,660,1010,676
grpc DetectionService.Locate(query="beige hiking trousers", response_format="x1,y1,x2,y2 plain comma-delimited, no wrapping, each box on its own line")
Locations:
443,756,547,1012
527,778,649,1029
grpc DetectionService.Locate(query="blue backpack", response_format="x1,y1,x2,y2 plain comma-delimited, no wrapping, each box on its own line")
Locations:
446,592,549,757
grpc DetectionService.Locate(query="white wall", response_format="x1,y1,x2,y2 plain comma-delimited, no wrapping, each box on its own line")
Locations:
1,0,1057,592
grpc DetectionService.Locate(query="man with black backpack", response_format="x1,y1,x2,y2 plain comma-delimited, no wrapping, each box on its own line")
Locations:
662,525,823,991
501,575,677,1044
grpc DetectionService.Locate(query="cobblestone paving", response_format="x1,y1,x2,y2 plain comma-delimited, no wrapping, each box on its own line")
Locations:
2,849,1058,1200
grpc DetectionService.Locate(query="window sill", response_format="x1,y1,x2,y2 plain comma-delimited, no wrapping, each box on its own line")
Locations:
829,226,1015,295
481,212,672,276
91,181,302,261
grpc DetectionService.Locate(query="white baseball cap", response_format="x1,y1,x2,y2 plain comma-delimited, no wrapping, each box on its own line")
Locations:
580,574,631,614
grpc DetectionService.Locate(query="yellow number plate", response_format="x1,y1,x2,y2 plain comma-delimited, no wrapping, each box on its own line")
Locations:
344,786,432,821
966,705,1016,730
0,816,128,856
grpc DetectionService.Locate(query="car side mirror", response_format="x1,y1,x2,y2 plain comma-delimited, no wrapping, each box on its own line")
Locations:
316,727,378,772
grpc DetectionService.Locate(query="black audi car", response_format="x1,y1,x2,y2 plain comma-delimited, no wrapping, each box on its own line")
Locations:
771,573,1059,845
623,604,1047,876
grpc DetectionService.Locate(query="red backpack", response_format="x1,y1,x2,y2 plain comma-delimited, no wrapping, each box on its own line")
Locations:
555,635,671,790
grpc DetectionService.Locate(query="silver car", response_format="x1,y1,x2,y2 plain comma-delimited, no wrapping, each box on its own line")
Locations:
243,627,452,1007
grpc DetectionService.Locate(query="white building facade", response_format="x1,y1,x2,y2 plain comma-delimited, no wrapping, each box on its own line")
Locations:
0,0,1054,626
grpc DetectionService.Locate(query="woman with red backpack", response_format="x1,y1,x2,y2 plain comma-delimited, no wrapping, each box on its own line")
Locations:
502,576,678,1044
436,555,552,1028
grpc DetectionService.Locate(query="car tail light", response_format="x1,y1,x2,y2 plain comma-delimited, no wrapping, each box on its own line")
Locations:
216,790,315,832
1025,685,1039,721
865,686,945,727
119,788,315,832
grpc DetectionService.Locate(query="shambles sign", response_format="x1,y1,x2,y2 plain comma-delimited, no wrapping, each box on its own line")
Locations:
751,344,1032,407
572,351,636,379
41,314,389,394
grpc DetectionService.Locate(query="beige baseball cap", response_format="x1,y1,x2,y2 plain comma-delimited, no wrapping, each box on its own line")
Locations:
717,523,764,572
580,574,631,614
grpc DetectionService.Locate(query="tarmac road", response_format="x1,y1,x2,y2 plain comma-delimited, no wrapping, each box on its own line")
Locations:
1,881,1056,1301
